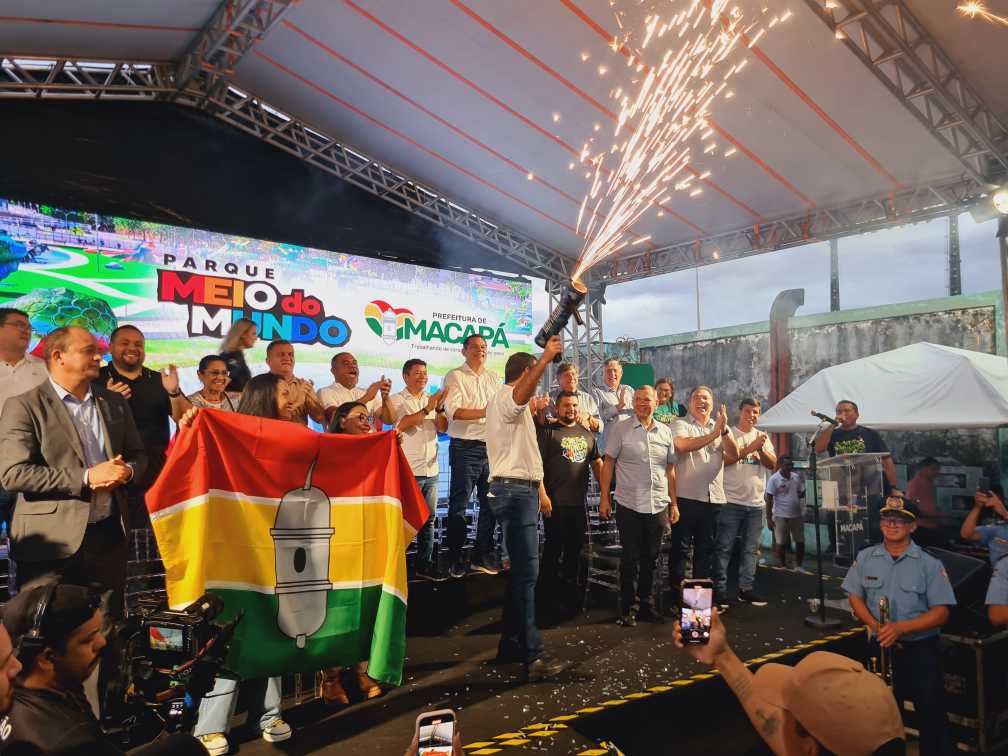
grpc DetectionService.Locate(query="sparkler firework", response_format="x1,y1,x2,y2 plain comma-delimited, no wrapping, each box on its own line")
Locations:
571,1,783,282
957,1,1008,26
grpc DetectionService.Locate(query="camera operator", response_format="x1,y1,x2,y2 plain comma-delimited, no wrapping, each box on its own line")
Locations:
1,580,204,755
675,610,906,755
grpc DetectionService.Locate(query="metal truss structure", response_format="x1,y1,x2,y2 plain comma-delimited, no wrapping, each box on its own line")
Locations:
803,0,1008,185
546,279,608,389
0,54,573,286
174,0,296,102
589,174,985,285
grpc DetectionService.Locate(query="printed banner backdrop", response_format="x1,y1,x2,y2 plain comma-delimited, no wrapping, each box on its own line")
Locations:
147,410,428,683
0,198,545,395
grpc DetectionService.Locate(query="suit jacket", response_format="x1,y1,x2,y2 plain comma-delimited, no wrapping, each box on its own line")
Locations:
0,380,148,562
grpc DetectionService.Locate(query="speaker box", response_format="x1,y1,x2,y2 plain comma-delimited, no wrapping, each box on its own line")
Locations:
924,547,990,633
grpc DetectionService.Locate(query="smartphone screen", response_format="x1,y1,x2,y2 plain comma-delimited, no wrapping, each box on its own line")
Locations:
417,711,455,756
681,579,713,645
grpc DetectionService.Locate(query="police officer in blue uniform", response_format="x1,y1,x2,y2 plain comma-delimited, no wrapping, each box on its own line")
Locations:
987,555,1008,627
959,488,1008,567
842,497,956,756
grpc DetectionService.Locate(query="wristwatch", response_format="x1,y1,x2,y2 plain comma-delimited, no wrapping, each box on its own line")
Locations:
169,389,183,398
436,406,446,414
720,428,729,436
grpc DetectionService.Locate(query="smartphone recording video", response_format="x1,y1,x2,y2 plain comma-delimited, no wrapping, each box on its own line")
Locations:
681,579,713,645
416,709,455,756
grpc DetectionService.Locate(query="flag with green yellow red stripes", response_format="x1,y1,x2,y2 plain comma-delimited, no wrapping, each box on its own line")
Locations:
145,409,429,684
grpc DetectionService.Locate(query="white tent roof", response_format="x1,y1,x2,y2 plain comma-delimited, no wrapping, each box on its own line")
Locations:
759,342,1008,433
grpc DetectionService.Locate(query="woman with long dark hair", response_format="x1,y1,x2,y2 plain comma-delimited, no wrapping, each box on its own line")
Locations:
178,371,297,754
317,401,384,706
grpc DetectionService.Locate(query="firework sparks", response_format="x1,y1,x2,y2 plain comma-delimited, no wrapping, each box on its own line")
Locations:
572,1,776,281
957,1,1008,26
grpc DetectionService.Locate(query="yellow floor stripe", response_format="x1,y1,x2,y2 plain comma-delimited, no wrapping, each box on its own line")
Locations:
475,620,859,753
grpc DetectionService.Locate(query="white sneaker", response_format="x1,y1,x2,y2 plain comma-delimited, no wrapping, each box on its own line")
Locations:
262,718,293,743
197,732,229,756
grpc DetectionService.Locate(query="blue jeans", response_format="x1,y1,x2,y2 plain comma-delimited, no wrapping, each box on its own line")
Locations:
414,475,438,567
447,439,505,564
194,676,282,736
487,480,543,663
714,503,764,594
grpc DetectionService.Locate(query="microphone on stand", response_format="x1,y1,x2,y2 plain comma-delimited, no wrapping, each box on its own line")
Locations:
811,411,839,426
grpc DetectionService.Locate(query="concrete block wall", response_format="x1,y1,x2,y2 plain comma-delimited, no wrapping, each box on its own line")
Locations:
636,291,1005,479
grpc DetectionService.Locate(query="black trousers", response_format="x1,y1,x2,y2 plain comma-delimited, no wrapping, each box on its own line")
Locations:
541,505,587,589
614,504,664,614
16,515,127,615
668,497,719,593
893,635,949,756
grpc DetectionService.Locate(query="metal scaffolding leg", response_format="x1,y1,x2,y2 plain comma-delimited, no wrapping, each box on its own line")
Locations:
948,214,962,297
830,238,840,311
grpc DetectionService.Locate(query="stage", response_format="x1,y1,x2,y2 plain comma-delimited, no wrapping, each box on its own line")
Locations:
231,561,866,755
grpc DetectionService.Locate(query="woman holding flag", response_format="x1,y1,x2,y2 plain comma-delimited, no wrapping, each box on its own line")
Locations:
177,372,296,755
317,400,386,705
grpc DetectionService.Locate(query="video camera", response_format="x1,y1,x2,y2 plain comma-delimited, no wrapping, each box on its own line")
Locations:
101,593,242,745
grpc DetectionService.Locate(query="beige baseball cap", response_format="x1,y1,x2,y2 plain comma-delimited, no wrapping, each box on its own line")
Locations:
752,651,904,755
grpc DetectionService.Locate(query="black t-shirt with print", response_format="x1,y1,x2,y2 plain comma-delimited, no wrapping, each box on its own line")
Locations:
538,422,600,508
826,425,888,457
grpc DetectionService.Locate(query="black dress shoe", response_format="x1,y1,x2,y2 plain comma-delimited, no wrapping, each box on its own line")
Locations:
525,656,572,682
637,607,667,624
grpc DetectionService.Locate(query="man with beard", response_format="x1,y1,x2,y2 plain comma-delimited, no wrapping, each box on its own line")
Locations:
98,325,190,529
1,580,203,755
538,391,601,617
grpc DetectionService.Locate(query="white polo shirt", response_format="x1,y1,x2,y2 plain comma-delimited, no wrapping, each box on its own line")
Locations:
318,382,382,417
442,363,500,441
389,388,439,478
486,384,543,482
0,353,47,414
671,414,726,503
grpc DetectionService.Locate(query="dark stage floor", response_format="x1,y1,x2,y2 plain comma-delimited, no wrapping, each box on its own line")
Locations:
225,559,866,755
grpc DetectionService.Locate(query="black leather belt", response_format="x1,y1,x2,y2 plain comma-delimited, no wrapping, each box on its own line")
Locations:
489,476,540,487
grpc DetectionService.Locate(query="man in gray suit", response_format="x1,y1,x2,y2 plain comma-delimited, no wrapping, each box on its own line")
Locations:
0,326,146,611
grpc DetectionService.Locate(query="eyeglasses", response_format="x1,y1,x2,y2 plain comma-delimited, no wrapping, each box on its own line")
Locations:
2,320,31,332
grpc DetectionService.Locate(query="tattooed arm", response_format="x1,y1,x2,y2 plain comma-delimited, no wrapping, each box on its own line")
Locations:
675,611,792,755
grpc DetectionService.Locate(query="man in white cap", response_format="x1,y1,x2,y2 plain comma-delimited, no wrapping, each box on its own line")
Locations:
676,611,906,755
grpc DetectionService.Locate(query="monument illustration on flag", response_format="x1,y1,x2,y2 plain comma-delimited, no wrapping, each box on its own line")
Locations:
146,410,428,684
